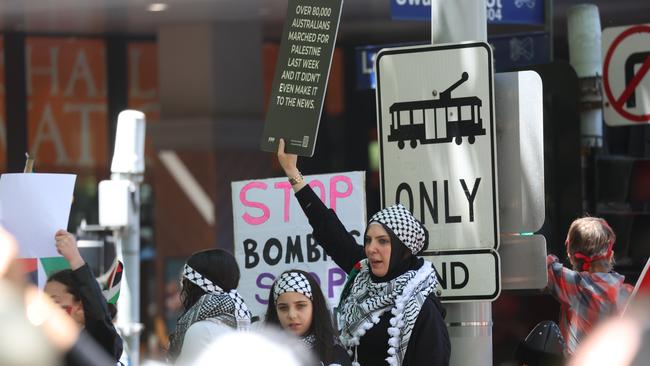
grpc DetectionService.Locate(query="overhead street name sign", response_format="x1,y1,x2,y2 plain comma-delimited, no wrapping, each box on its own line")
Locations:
602,24,650,126
376,43,500,301
390,0,545,25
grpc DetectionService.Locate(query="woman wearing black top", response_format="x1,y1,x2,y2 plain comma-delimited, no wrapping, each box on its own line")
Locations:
277,139,450,366
44,230,123,362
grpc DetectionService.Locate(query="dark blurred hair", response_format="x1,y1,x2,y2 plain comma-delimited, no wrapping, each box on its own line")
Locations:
107,303,118,320
516,321,566,366
47,269,81,302
265,270,337,364
179,249,241,312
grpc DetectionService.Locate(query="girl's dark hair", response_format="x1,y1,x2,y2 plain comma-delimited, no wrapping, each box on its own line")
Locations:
107,303,118,320
265,270,337,364
47,269,81,302
180,249,240,312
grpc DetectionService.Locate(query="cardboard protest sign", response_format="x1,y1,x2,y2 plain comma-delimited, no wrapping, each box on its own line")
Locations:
0,173,76,285
260,0,344,157
232,171,366,317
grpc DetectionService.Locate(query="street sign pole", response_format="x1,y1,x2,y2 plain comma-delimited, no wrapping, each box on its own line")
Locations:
568,4,604,213
431,2,492,366
376,3,546,365
100,111,146,366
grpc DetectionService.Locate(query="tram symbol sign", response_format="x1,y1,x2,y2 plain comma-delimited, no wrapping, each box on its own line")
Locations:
376,42,498,252
387,71,487,148
602,24,650,126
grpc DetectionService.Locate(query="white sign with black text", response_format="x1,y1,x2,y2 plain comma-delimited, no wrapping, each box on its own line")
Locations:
376,43,499,251
425,249,500,302
376,43,500,302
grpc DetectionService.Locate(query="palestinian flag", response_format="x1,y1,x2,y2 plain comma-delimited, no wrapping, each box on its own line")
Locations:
99,260,123,305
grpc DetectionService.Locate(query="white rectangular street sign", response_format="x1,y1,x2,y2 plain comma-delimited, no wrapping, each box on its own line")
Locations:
376,42,499,251
424,249,500,302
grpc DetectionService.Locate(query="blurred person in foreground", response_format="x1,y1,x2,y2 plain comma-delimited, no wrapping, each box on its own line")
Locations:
190,327,318,366
569,296,650,366
0,227,115,366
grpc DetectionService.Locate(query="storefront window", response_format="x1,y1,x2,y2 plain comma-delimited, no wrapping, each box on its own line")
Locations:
26,36,108,230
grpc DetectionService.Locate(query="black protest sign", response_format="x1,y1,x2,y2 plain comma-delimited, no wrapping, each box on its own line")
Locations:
260,0,344,157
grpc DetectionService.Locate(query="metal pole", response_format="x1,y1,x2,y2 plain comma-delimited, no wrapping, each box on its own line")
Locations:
115,173,143,366
546,0,554,61
567,4,603,213
431,1,492,365
105,109,146,366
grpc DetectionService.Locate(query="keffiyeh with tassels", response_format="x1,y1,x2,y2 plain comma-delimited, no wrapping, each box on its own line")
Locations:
168,265,252,358
338,259,438,365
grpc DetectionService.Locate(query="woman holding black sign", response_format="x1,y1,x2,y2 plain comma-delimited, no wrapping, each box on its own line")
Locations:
276,139,450,366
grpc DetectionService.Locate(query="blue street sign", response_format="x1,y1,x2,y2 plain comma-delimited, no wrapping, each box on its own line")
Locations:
355,32,550,90
355,46,378,90
355,41,425,90
390,0,432,21
489,32,550,71
391,0,544,25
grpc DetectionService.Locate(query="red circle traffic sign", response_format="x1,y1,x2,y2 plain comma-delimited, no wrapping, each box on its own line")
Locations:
603,25,650,123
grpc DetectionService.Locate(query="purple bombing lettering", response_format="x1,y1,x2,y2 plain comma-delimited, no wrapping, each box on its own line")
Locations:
254,267,347,305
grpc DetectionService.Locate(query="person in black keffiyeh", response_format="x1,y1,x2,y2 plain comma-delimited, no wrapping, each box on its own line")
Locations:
265,270,351,366
168,249,251,363
277,139,450,366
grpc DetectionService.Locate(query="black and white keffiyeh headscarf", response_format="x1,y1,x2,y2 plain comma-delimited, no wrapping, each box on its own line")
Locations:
273,271,313,302
168,264,252,358
369,204,426,255
338,259,438,366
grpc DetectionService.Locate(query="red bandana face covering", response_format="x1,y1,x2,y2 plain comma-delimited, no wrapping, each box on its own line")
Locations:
565,220,614,271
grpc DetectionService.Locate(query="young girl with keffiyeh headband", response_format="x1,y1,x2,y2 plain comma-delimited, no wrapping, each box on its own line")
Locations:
265,270,351,366
168,249,252,363
546,216,633,354
277,140,450,366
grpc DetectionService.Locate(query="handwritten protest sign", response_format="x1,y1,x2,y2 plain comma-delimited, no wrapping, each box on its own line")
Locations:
232,171,366,317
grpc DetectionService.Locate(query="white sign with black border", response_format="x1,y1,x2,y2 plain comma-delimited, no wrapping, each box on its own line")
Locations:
376,42,500,301
425,249,501,302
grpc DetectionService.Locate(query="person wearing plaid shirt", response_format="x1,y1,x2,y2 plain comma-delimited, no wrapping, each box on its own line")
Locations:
546,217,633,355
